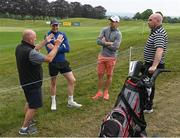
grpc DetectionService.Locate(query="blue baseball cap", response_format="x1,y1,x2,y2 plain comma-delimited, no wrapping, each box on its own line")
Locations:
50,19,59,25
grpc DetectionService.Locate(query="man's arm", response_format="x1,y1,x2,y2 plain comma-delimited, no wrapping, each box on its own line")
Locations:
57,33,70,53
35,33,54,50
44,35,64,62
45,34,64,50
29,35,64,64
97,28,107,46
148,32,165,73
102,32,121,51
97,36,114,47
101,37,113,46
148,47,164,73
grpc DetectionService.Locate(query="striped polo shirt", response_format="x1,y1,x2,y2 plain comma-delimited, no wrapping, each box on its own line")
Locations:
144,26,168,64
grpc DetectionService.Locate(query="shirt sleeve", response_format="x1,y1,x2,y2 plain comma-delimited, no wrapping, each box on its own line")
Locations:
97,28,106,46
29,49,45,65
58,33,70,53
106,31,122,51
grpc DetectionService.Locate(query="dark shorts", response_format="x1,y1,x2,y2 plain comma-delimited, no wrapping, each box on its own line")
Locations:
48,60,72,76
23,87,42,109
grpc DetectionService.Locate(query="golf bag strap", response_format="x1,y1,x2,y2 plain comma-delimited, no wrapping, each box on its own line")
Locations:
114,84,127,107
121,94,146,132
114,78,139,108
122,106,134,136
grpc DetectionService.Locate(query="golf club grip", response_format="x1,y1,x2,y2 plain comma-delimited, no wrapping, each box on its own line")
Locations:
150,69,171,82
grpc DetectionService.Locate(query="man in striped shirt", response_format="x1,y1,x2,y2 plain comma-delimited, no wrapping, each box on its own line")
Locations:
143,13,168,113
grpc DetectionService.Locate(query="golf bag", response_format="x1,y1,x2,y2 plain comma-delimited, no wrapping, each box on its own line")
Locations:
99,77,147,137
99,61,147,137
99,60,170,137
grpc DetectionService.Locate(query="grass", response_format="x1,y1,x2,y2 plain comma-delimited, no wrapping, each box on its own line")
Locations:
0,18,180,137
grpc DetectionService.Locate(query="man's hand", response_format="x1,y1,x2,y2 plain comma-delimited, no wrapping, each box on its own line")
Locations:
149,48,164,74
101,37,106,43
102,37,113,46
148,66,157,74
54,34,64,46
35,33,54,51
45,33,54,43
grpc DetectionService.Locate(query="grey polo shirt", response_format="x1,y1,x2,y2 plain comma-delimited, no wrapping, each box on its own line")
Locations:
29,49,45,65
97,27,122,57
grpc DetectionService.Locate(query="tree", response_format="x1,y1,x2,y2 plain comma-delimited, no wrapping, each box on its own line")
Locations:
133,12,141,19
47,0,71,18
69,2,82,17
133,9,153,20
93,6,106,19
0,0,11,14
141,9,153,20
1,0,16,15
0,0,107,19
13,0,30,19
82,4,94,18
27,0,49,20
155,11,163,18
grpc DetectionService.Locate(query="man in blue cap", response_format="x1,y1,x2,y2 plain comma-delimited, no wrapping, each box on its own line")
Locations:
46,19,82,111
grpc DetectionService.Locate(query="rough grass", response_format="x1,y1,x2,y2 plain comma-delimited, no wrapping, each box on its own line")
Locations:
0,18,180,137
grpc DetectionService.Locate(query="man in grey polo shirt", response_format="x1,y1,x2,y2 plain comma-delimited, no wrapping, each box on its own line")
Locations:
16,29,63,135
143,13,168,113
92,15,122,100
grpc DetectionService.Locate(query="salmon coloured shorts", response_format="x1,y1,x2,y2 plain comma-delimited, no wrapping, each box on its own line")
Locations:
97,55,117,75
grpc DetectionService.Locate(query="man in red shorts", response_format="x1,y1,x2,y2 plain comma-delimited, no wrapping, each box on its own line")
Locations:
92,15,122,100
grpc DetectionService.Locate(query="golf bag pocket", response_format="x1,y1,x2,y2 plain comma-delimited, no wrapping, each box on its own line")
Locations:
99,108,126,137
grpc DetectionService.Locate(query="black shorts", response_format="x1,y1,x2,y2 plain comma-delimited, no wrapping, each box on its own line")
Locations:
48,60,72,76
23,87,42,109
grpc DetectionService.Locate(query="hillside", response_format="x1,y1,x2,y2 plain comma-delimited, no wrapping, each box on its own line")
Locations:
0,18,179,136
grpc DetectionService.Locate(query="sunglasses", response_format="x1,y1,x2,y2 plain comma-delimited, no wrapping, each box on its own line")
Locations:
52,24,58,27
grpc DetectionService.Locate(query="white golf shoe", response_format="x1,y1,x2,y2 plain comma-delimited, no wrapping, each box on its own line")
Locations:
67,101,82,108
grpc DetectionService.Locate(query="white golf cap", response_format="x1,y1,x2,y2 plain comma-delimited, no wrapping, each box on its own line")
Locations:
109,15,120,22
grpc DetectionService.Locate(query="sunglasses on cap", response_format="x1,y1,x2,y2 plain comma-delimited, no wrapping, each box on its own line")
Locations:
51,24,58,27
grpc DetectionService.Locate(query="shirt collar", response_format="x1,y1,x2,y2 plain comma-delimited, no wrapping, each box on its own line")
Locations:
50,30,58,35
151,25,162,33
21,40,35,49
110,27,118,31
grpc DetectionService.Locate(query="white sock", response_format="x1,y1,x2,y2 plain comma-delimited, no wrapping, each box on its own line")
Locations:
51,95,56,101
21,127,28,130
68,95,73,102
51,95,56,104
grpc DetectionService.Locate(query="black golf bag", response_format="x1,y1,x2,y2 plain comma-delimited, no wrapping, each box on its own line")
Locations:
99,61,169,137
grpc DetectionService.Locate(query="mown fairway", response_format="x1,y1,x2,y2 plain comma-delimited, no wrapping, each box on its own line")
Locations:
0,18,180,136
